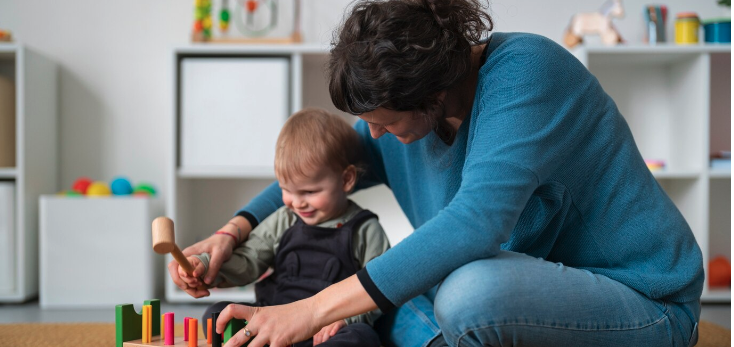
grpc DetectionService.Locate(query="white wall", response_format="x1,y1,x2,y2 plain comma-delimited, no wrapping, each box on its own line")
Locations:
0,0,727,201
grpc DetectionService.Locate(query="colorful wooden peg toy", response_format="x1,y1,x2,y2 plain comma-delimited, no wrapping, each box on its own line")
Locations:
116,299,248,347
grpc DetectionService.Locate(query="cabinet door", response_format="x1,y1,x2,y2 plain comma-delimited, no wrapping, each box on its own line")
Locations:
0,182,14,294
180,57,290,174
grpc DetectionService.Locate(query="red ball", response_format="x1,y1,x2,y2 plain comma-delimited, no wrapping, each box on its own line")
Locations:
246,0,258,12
708,256,731,288
72,177,93,194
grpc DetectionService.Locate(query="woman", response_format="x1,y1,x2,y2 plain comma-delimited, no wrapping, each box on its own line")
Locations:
169,1,703,346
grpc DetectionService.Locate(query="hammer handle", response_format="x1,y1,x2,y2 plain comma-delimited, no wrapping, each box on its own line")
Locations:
171,245,195,274
171,245,208,292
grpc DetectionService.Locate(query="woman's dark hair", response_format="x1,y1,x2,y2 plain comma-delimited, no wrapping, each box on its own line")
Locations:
328,0,493,144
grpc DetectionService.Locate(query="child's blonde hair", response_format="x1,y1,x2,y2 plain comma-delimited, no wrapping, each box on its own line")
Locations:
275,108,362,184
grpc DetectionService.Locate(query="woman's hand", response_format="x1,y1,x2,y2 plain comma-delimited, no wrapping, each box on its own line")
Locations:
166,216,252,298
217,300,322,347
217,275,378,347
312,320,347,345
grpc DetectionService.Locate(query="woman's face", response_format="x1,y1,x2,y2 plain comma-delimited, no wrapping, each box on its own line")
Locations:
358,108,433,144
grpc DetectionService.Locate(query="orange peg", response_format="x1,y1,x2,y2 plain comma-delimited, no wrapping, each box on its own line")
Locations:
188,318,198,347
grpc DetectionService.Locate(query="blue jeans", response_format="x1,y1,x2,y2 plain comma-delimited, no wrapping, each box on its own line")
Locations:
374,251,700,347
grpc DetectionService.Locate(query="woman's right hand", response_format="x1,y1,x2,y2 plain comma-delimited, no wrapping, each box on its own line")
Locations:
166,217,252,298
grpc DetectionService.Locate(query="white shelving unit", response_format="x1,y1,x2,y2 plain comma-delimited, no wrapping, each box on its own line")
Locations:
168,43,729,304
0,44,58,302
574,44,731,303
168,44,413,303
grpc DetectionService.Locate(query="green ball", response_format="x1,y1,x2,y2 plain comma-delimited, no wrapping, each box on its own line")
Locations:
65,190,82,197
220,10,230,22
195,8,207,19
133,183,156,196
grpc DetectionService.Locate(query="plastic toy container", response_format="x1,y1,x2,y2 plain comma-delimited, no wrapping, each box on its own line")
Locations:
675,12,700,44
702,18,731,43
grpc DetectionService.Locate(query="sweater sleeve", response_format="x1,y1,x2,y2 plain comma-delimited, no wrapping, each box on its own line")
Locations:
236,120,388,222
360,34,594,307
344,217,390,326
196,207,292,287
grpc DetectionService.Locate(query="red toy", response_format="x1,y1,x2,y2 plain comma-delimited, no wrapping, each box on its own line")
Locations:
72,177,93,194
708,256,731,288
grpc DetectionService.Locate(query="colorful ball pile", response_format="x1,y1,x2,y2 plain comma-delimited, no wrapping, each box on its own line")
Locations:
58,176,157,198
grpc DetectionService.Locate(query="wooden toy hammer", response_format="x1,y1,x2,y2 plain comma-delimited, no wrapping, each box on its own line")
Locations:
152,217,207,291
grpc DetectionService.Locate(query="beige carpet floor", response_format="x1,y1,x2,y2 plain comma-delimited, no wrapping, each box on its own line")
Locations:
0,321,729,346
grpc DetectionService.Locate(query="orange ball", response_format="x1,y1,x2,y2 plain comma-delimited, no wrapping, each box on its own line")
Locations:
708,256,731,288
246,0,258,12
193,20,203,32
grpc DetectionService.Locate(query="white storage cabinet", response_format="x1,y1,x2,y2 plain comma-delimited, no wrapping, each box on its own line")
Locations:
39,196,164,308
0,44,57,303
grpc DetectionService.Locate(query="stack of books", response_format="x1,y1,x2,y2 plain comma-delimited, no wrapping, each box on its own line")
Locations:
710,151,731,170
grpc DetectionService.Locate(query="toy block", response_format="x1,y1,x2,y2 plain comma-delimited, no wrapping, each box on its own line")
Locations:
123,336,207,347
115,299,161,347
143,305,151,343
223,319,249,346
184,317,191,341
164,312,174,345
211,312,222,347
188,318,198,347
207,318,212,344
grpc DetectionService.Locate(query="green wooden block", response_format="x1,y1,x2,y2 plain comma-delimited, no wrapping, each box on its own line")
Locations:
115,299,161,347
115,304,141,347
223,319,250,347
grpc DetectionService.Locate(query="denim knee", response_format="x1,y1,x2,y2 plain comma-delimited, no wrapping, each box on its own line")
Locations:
433,257,527,340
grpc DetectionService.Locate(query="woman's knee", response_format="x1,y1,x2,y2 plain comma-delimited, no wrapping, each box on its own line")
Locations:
433,253,538,336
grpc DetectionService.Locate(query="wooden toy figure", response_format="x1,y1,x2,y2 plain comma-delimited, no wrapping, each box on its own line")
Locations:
193,0,213,41
564,0,625,48
220,0,231,33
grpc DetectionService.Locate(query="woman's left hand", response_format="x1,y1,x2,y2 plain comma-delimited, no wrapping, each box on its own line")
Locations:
217,300,323,347
313,320,347,345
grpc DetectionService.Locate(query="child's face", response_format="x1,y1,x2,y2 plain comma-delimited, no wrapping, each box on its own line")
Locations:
279,166,355,225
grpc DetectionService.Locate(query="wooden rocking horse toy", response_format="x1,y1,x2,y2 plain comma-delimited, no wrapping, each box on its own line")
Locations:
564,0,625,48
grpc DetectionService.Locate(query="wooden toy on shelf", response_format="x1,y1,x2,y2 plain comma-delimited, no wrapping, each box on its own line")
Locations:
564,0,625,48
0,29,11,42
192,0,302,44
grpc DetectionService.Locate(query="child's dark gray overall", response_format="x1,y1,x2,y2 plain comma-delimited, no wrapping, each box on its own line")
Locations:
203,210,382,347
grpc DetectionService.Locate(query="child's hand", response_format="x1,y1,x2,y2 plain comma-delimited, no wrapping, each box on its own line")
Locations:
312,320,347,345
178,256,206,289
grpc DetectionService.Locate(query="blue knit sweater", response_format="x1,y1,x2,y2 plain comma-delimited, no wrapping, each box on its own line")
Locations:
238,33,704,309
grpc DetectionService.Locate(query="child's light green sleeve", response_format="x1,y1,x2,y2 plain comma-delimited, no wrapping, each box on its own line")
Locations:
194,207,293,288
344,217,391,326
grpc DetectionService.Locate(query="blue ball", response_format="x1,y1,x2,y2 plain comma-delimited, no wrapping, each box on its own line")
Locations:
110,177,133,195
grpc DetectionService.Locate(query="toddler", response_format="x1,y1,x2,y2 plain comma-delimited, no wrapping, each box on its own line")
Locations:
180,108,389,347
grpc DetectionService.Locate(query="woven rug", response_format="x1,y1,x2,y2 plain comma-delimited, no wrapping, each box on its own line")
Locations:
0,321,729,346
0,323,203,347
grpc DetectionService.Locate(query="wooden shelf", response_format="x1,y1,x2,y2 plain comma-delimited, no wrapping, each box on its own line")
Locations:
177,166,275,179
651,170,701,179
702,288,731,303
0,168,16,179
708,169,731,179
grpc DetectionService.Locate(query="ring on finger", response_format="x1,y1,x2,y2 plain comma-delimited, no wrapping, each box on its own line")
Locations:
244,327,252,337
